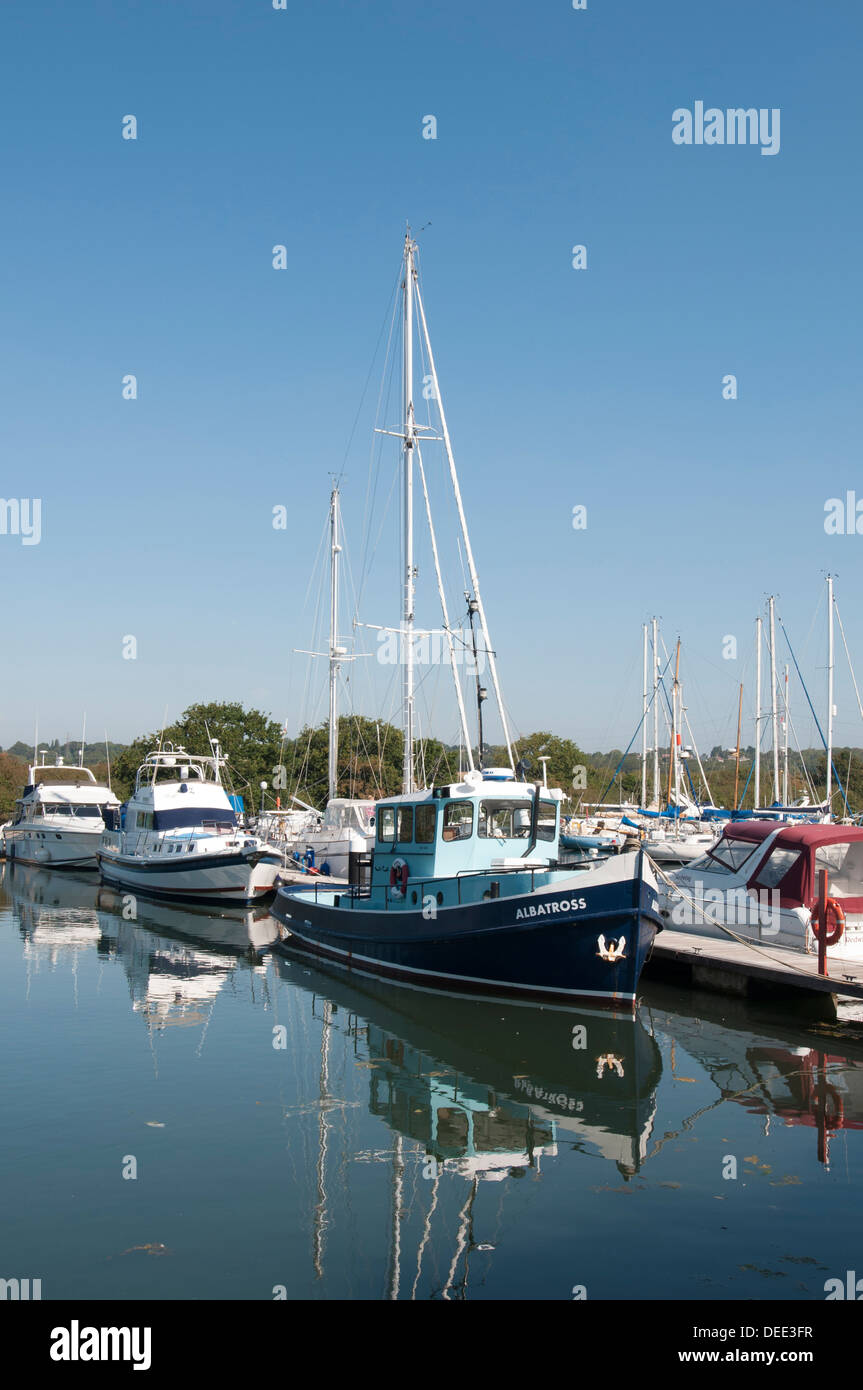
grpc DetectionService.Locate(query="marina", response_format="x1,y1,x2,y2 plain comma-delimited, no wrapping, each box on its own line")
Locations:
4,0,862,1326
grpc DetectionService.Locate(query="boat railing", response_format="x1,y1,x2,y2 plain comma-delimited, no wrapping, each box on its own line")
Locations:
287,862,571,910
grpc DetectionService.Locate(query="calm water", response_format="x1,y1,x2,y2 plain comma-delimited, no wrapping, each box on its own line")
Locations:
2,860,862,1301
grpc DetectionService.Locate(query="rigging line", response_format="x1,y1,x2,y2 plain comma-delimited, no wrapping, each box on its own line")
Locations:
786,706,818,804
415,444,474,765
339,264,402,480
834,599,863,726
356,276,402,624
779,620,849,814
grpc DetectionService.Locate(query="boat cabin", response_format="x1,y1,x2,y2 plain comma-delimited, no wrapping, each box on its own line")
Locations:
106,743,240,839
372,775,564,887
690,820,863,912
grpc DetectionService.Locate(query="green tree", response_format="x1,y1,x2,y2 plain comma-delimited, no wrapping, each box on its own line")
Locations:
0,752,28,819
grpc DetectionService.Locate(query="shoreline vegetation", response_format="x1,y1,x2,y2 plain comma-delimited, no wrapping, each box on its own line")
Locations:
1,701,859,819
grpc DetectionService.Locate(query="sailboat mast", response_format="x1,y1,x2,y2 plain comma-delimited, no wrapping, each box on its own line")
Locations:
402,233,417,795
652,617,660,805
734,682,743,809
754,614,762,809
328,487,341,803
768,596,779,802
412,274,516,771
641,623,648,807
827,573,834,811
666,639,680,808
783,663,789,805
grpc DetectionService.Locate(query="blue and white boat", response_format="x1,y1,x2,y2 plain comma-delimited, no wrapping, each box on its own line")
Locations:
273,234,663,1007
273,771,662,1009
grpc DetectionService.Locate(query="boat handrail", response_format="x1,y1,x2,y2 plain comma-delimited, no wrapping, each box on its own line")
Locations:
286,860,584,909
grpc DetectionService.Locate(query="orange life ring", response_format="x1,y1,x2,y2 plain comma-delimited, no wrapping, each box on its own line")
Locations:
389,858,409,894
814,896,845,946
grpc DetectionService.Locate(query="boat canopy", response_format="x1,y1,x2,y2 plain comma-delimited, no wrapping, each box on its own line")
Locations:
715,820,863,910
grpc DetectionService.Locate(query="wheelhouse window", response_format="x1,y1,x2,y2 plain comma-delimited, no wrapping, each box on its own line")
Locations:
442,800,473,841
377,806,396,843
478,799,532,839
397,806,414,843
538,801,557,841
415,804,436,843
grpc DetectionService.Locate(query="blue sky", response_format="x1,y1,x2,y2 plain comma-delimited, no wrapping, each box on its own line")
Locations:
1,0,861,768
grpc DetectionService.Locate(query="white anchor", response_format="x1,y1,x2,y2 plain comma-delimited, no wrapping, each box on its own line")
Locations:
597,934,627,963
596,1053,625,1079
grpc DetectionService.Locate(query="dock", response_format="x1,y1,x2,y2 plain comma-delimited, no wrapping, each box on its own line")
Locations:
645,927,863,1020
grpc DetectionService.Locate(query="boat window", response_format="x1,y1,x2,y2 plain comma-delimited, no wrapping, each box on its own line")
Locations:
538,800,557,841
815,841,863,898
415,805,436,843
442,800,473,841
397,806,413,842
705,837,761,874
752,847,803,890
377,806,396,843
478,799,532,838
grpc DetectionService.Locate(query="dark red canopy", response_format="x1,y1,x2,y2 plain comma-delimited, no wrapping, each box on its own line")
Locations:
720,820,863,909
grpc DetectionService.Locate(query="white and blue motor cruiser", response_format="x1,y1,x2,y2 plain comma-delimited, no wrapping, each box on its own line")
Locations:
98,742,281,905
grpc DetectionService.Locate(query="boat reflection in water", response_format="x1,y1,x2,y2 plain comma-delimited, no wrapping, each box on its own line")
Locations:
648,985,863,1168
2,861,278,1032
95,885,279,1031
5,861,106,980
273,944,663,1181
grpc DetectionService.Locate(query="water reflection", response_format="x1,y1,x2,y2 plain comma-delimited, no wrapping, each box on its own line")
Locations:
4,861,863,1297
275,948,662,1181
648,987,863,1169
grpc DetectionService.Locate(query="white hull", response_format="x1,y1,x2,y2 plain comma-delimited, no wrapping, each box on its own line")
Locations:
4,825,102,867
98,847,280,904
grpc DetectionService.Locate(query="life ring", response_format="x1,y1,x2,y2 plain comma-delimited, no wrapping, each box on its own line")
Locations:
823,1082,845,1130
389,858,409,895
813,896,846,946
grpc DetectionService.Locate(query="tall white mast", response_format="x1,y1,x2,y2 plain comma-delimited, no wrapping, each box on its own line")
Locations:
641,623,648,807
412,270,516,771
402,232,417,795
768,596,779,802
754,614,762,808
782,663,789,805
652,617,660,806
327,487,342,804
827,573,834,811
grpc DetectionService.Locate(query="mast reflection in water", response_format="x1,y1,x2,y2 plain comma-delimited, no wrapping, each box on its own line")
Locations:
3,861,863,1300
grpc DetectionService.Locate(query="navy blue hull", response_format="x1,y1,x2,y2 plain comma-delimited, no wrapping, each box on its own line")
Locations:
273,874,662,1010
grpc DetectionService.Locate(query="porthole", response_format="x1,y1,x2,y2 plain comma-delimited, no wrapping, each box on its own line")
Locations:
436,891,444,906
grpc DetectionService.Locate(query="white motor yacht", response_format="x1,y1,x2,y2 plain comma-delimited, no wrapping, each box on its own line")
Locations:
97,741,281,905
3,757,119,868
